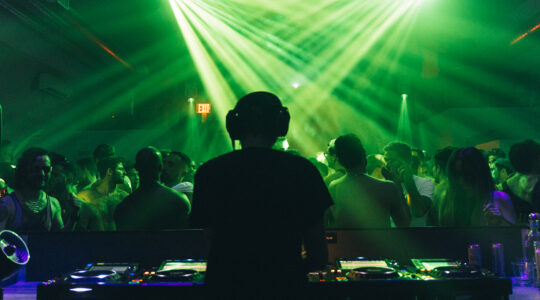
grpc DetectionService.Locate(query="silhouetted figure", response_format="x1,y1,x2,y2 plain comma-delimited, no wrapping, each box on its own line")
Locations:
438,147,516,226
115,147,190,231
327,134,410,228
0,148,63,231
191,92,332,297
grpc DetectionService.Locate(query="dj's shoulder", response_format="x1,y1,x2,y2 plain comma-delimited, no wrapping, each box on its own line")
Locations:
195,152,236,175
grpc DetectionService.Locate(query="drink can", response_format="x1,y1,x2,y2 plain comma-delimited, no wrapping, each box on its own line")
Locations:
534,241,540,284
468,244,482,267
492,243,505,276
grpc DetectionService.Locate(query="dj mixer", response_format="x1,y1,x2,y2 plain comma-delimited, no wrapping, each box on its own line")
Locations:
37,257,512,299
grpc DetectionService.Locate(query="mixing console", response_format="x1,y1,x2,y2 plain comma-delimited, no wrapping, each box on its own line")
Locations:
37,257,512,299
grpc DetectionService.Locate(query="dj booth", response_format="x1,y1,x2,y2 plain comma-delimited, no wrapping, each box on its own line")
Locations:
36,259,512,299
3,227,523,299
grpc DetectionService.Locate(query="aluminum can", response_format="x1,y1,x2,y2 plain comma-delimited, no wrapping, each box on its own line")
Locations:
492,243,505,276
468,244,482,267
534,241,540,284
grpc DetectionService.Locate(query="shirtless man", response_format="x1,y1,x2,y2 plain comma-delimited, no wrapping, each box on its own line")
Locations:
327,135,410,228
0,148,63,231
77,157,128,230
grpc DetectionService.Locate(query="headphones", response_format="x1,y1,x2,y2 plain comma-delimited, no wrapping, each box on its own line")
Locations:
226,93,290,141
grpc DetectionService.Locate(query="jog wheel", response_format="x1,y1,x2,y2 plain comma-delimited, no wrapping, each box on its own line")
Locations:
151,269,202,282
431,266,483,278
348,267,399,280
67,270,119,282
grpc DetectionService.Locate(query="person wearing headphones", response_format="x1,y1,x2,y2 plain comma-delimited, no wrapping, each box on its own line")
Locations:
190,91,332,297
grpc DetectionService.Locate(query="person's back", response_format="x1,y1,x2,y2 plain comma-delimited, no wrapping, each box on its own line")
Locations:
326,134,409,229
328,174,405,228
115,147,190,231
190,92,331,296
116,182,190,230
192,148,329,290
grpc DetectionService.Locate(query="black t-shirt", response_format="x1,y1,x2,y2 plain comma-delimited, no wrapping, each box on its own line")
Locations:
191,147,332,291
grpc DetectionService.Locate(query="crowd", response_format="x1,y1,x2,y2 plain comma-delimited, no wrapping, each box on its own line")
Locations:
0,94,538,233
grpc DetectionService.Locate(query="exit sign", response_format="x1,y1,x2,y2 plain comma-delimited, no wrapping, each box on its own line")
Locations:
197,103,211,114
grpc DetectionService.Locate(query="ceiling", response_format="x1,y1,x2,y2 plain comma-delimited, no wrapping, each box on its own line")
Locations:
0,0,539,157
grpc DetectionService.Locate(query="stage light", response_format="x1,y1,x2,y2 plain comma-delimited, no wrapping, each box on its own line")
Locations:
316,152,326,163
188,97,194,103
283,140,290,150
168,0,422,155
397,93,411,145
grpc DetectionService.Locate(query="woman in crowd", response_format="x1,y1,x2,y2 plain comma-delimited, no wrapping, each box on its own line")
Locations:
438,147,516,226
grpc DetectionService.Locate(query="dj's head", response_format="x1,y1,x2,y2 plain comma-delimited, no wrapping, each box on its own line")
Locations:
226,92,290,147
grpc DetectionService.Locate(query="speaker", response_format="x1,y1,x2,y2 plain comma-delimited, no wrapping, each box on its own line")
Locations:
0,230,30,280
225,92,290,141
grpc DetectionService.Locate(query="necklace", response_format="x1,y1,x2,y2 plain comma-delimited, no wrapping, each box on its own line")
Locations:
22,191,47,213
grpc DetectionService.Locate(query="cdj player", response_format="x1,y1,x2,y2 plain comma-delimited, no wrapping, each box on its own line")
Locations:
411,258,484,279
62,262,139,284
137,259,206,284
305,257,511,299
38,260,206,300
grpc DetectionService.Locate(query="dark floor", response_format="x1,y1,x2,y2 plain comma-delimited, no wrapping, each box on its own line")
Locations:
2,280,540,300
